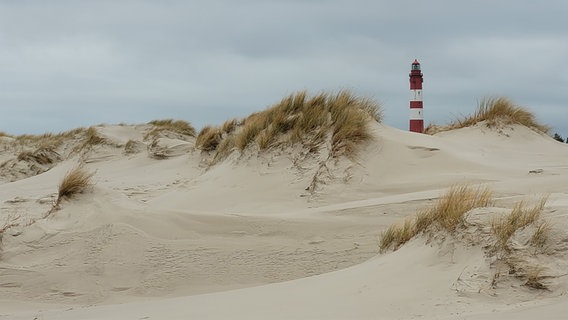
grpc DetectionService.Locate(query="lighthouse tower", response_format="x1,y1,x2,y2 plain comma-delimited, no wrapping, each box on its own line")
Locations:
409,59,424,133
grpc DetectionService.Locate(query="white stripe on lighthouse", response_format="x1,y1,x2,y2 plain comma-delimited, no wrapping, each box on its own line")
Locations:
410,108,423,120
410,89,423,101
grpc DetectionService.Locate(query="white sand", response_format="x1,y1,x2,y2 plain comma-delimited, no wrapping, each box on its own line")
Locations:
1,122,568,319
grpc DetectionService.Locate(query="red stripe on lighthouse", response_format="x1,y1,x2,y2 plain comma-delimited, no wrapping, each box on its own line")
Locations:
409,59,424,133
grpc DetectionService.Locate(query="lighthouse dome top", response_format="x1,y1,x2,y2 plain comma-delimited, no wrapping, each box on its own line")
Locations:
411,59,421,70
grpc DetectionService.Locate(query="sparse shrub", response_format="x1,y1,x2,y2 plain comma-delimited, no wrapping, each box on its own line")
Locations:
55,167,95,207
426,97,549,134
552,133,565,143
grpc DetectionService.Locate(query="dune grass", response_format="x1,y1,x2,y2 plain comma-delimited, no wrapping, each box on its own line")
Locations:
11,128,92,156
530,220,551,248
145,119,196,140
425,97,550,134
379,185,493,252
17,147,61,165
84,127,106,146
523,266,548,290
196,126,223,151
196,90,382,161
16,130,77,149
71,127,109,152
379,188,552,290
0,215,20,245
55,167,95,207
491,196,548,251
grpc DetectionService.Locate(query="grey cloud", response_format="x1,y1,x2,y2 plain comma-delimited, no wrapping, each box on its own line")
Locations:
1,0,567,135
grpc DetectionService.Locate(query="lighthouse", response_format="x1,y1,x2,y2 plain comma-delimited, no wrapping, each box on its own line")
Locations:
409,59,424,133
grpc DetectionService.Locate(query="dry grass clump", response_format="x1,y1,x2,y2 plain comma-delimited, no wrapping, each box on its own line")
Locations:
16,131,75,150
145,119,196,140
379,185,493,252
530,220,551,248
17,147,61,165
71,127,110,152
425,97,549,134
13,128,101,155
523,266,548,290
196,126,223,151
420,185,493,233
195,119,239,156
84,127,106,146
124,139,144,154
330,99,374,156
55,167,95,207
0,131,11,138
491,196,548,250
221,119,238,134
197,90,382,161
378,219,416,252
236,115,265,150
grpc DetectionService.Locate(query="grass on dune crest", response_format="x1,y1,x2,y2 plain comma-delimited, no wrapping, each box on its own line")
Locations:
15,129,83,149
195,126,223,152
379,186,553,290
195,90,382,161
145,119,196,140
379,185,493,252
425,97,550,134
10,127,109,152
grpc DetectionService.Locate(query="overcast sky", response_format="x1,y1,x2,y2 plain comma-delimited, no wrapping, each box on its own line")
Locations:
1,0,567,136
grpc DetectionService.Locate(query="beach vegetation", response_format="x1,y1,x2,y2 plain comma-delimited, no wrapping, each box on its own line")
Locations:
55,167,95,207
425,97,550,134
196,126,223,152
491,196,548,251
196,90,382,161
379,185,493,252
145,119,196,140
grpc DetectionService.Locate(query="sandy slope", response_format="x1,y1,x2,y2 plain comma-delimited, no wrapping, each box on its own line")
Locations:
1,122,568,319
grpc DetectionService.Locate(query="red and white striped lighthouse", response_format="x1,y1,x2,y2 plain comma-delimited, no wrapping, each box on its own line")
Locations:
409,59,424,133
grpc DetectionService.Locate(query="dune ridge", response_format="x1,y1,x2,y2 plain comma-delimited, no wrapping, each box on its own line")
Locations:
1,93,568,319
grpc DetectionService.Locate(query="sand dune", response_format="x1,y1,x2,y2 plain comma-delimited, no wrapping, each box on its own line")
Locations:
1,120,568,319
